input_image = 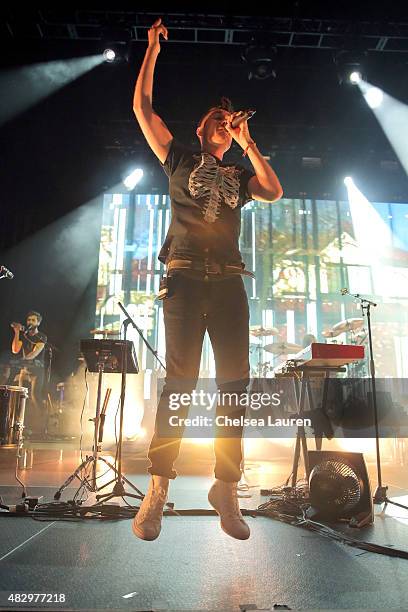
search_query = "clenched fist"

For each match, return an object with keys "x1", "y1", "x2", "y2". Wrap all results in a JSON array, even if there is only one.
[
  {"x1": 11, "y1": 322, "x2": 23, "y2": 332},
  {"x1": 148, "y1": 18, "x2": 168, "y2": 51}
]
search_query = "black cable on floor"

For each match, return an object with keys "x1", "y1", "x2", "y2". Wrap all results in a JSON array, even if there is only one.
[{"x1": 3, "y1": 490, "x2": 408, "y2": 561}]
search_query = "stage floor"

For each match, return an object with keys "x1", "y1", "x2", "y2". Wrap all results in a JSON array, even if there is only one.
[{"x1": 1, "y1": 441, "x2": 408, "y2": 611}]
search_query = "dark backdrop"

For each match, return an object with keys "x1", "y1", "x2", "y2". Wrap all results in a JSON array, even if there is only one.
[{"x1": 1, "y1": 5, "x2": 408, "y2": 377}]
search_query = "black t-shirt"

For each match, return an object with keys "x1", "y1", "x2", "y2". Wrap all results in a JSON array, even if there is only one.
[
  {"x1": 159, "y1": 139, "x2": 255, "y2": 266},
  {"x1": 16, "y1": 331, "x2": 47, "y2": 366}
]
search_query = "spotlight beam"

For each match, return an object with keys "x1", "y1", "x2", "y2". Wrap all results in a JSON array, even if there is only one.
[
  {"x1": 359, "y1": 80, "x2": 408, "y2": 176},
  {"x1": 123, "y1": 169, "x2": 144, "y2": 190},
  {"x1": 344, "y1": 178, "x2": 393, "y2": 262},
  {"x1": 0, "y1": 55, "x2": 104, "y2": 126}
]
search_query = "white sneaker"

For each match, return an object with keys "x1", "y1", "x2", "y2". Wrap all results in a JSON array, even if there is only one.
[
  {"x1": 208, "y1": 479, "x2": 250, "y2": 540},
  {"x1": 132, "y1": 475, "x2": 169, "y2": 541}
]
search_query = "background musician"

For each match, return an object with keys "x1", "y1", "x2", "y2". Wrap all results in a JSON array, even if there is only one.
[
  {"x1": 9, "y1": 311, "x2": 47, "y2": 436},
  {"x1": 302, "y1": 333, "x2": 317, "y2": 348}
]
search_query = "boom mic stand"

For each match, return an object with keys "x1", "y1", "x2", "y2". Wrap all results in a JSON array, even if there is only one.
[
  {"x1": 118, "y1": 302, "x2": 166, "y2": 371},
  {"x1": 95, "y1": 302, "x2": 166, "y2": 505},
  {"x1": 341, "y1": 288, "x2": 408, "y2": 512}
]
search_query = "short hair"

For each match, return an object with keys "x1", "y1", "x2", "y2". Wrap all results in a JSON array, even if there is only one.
[
  {"x1": 197, "y1": 96, "x2": 234, "y2": 128},
  {"x1": 27, "y1": 310, "x2": 42, "y2": 325},
  {"x1": 302, "y1": 333, "x2": 317, "y2": 348}
]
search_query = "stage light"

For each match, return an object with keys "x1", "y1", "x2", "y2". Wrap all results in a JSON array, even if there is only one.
[
  {"x1": 101, "y1": 27, "x2": 132, "y2": 64},
  {"x1": 123, "y1": 168, "x2": 143, "y2": 190},
  {"x1": 103, "y1": 48, "x2": 116, "y2": 63},
  {"x1": 344, "y1": 176, "x2": 354, "y2": 187},
  {"x1": 364, "y1": 86, "x2": 383, "y2": 109},
  {"x1": 335, "y1": 50, "x2": 366, "y2": 86},
  {"x1": 242, "y1": 43, "x2": 277, "y2": 81},
  {"x1": 349, "y1": 70, "x2": 362, "y2": 84}
]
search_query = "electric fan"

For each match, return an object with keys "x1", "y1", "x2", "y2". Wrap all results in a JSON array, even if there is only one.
[{"x1": 308, "y1": 450, "x2": 373, "y2": 526}]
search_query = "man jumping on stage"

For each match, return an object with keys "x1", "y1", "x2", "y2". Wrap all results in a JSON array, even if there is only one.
[{"x1": 132, "y1": 18, "x2": 282, "y2": 541}]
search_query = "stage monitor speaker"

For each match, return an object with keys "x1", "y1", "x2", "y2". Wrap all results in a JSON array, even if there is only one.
[{"x1": 307, "y1": 450, "x2": 374, "y2": 527}]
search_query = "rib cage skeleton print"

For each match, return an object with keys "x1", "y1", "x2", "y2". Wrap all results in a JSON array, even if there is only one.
[
  {"x1": 188, "y1": 152, "x2": 242, "y2": 223},
  {"x1": 158, "y1": 139, "x2": 255, "y2": 264}
]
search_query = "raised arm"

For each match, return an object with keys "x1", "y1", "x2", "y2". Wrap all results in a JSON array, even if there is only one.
[
  {"x1": 133, "y1": 18, "x2": 173, "y2": 164},
  {"x1": 11, "y1": 323, "x2": 23, "y2": 354},
  {"x1": 224, "y1": 113, "x2": 283, "y2": 203}
]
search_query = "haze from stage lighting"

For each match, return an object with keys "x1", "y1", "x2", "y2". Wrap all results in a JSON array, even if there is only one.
[
  {"x1": 358, "y1": 80, "x2": 408, "y2": 176},
  {"x1": 364, "y1": 87, "x2": 384, "y2": 109},
  {"x1": 0, "y1": 55, "x2": 104, "y2": 126},
  {"x1": 344, "y1": 178, "x2": 393, "y2": 261}
]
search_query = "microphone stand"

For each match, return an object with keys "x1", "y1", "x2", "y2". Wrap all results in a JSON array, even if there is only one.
[
  {"x1": 342, "y1": 289, "x2": 408, "y2": 512},
  {"x1": 44, "y1": 342, "x2": 55, "y2": 438},
  {"x1": 118, "y1": 302, "x2": 166, "y2": 371},
  {"x1": 95, "y1": 302, "x2": 167, "y2": 506}
]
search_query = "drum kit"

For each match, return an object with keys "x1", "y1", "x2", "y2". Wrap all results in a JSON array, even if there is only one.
[
  {"x1": 250, "y1": 325, "x2": 302, "y2": 377},
  {"x1": 322, "y1": 318, "x2": 365, "y2": 340},
  {"x1": 264, "y1": 342, "x2": 302, "y2": 355},
  {"x1": 0, "y1": 320, "x2": 368, "y2": 441},
  {"x1": 322, "y1": 318, "x2": 367, "y2": 376},
  {"x1": 89, "y1": 328, "x2": 121, "y2": 339},
  {"x1": 0, "y1": 327, "x2": 118, "y2": 447},
  {"x1": 250, "y1": 317, "x2": 367, "y2": 378}
]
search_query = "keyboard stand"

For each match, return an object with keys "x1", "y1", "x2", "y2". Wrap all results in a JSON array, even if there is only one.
[{"x1": 289, "y1": 364, "x2": 346, "y2": 488}]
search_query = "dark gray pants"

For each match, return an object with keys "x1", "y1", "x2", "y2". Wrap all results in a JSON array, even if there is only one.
[{"x1": 148, "y1": 272, "x2": 250, "y2": 482}]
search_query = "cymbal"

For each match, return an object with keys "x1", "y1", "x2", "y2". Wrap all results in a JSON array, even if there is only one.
[
  {"x1": 353, "y1": 329, "x2": 367, "y2": 345},
  {"x1": 89, "y1": 329, "x2": 120, "y2": 336},
  {"x1": 322, "y1": 329, "x2": 341, "y2": 338},
  {"x1": 250, "y1": 325, "x2": 279, "y2": 337},
  {"x1": 263, "y1": 342, "x2": 301, "y2": 355},
  {"x1": 332, "y1": 318, "x2": 364, "y2": 334}
]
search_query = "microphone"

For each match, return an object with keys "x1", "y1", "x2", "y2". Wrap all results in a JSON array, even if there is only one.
[
  {"x1": 10, "y1": 323, "x2": 25, "y2": 332},
  {"x1": 0, "y1": 266, "x2": 14, "y2": 279},
  {"x1": 230, "y1": 109, "x2": 256, "y2": 129}
]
